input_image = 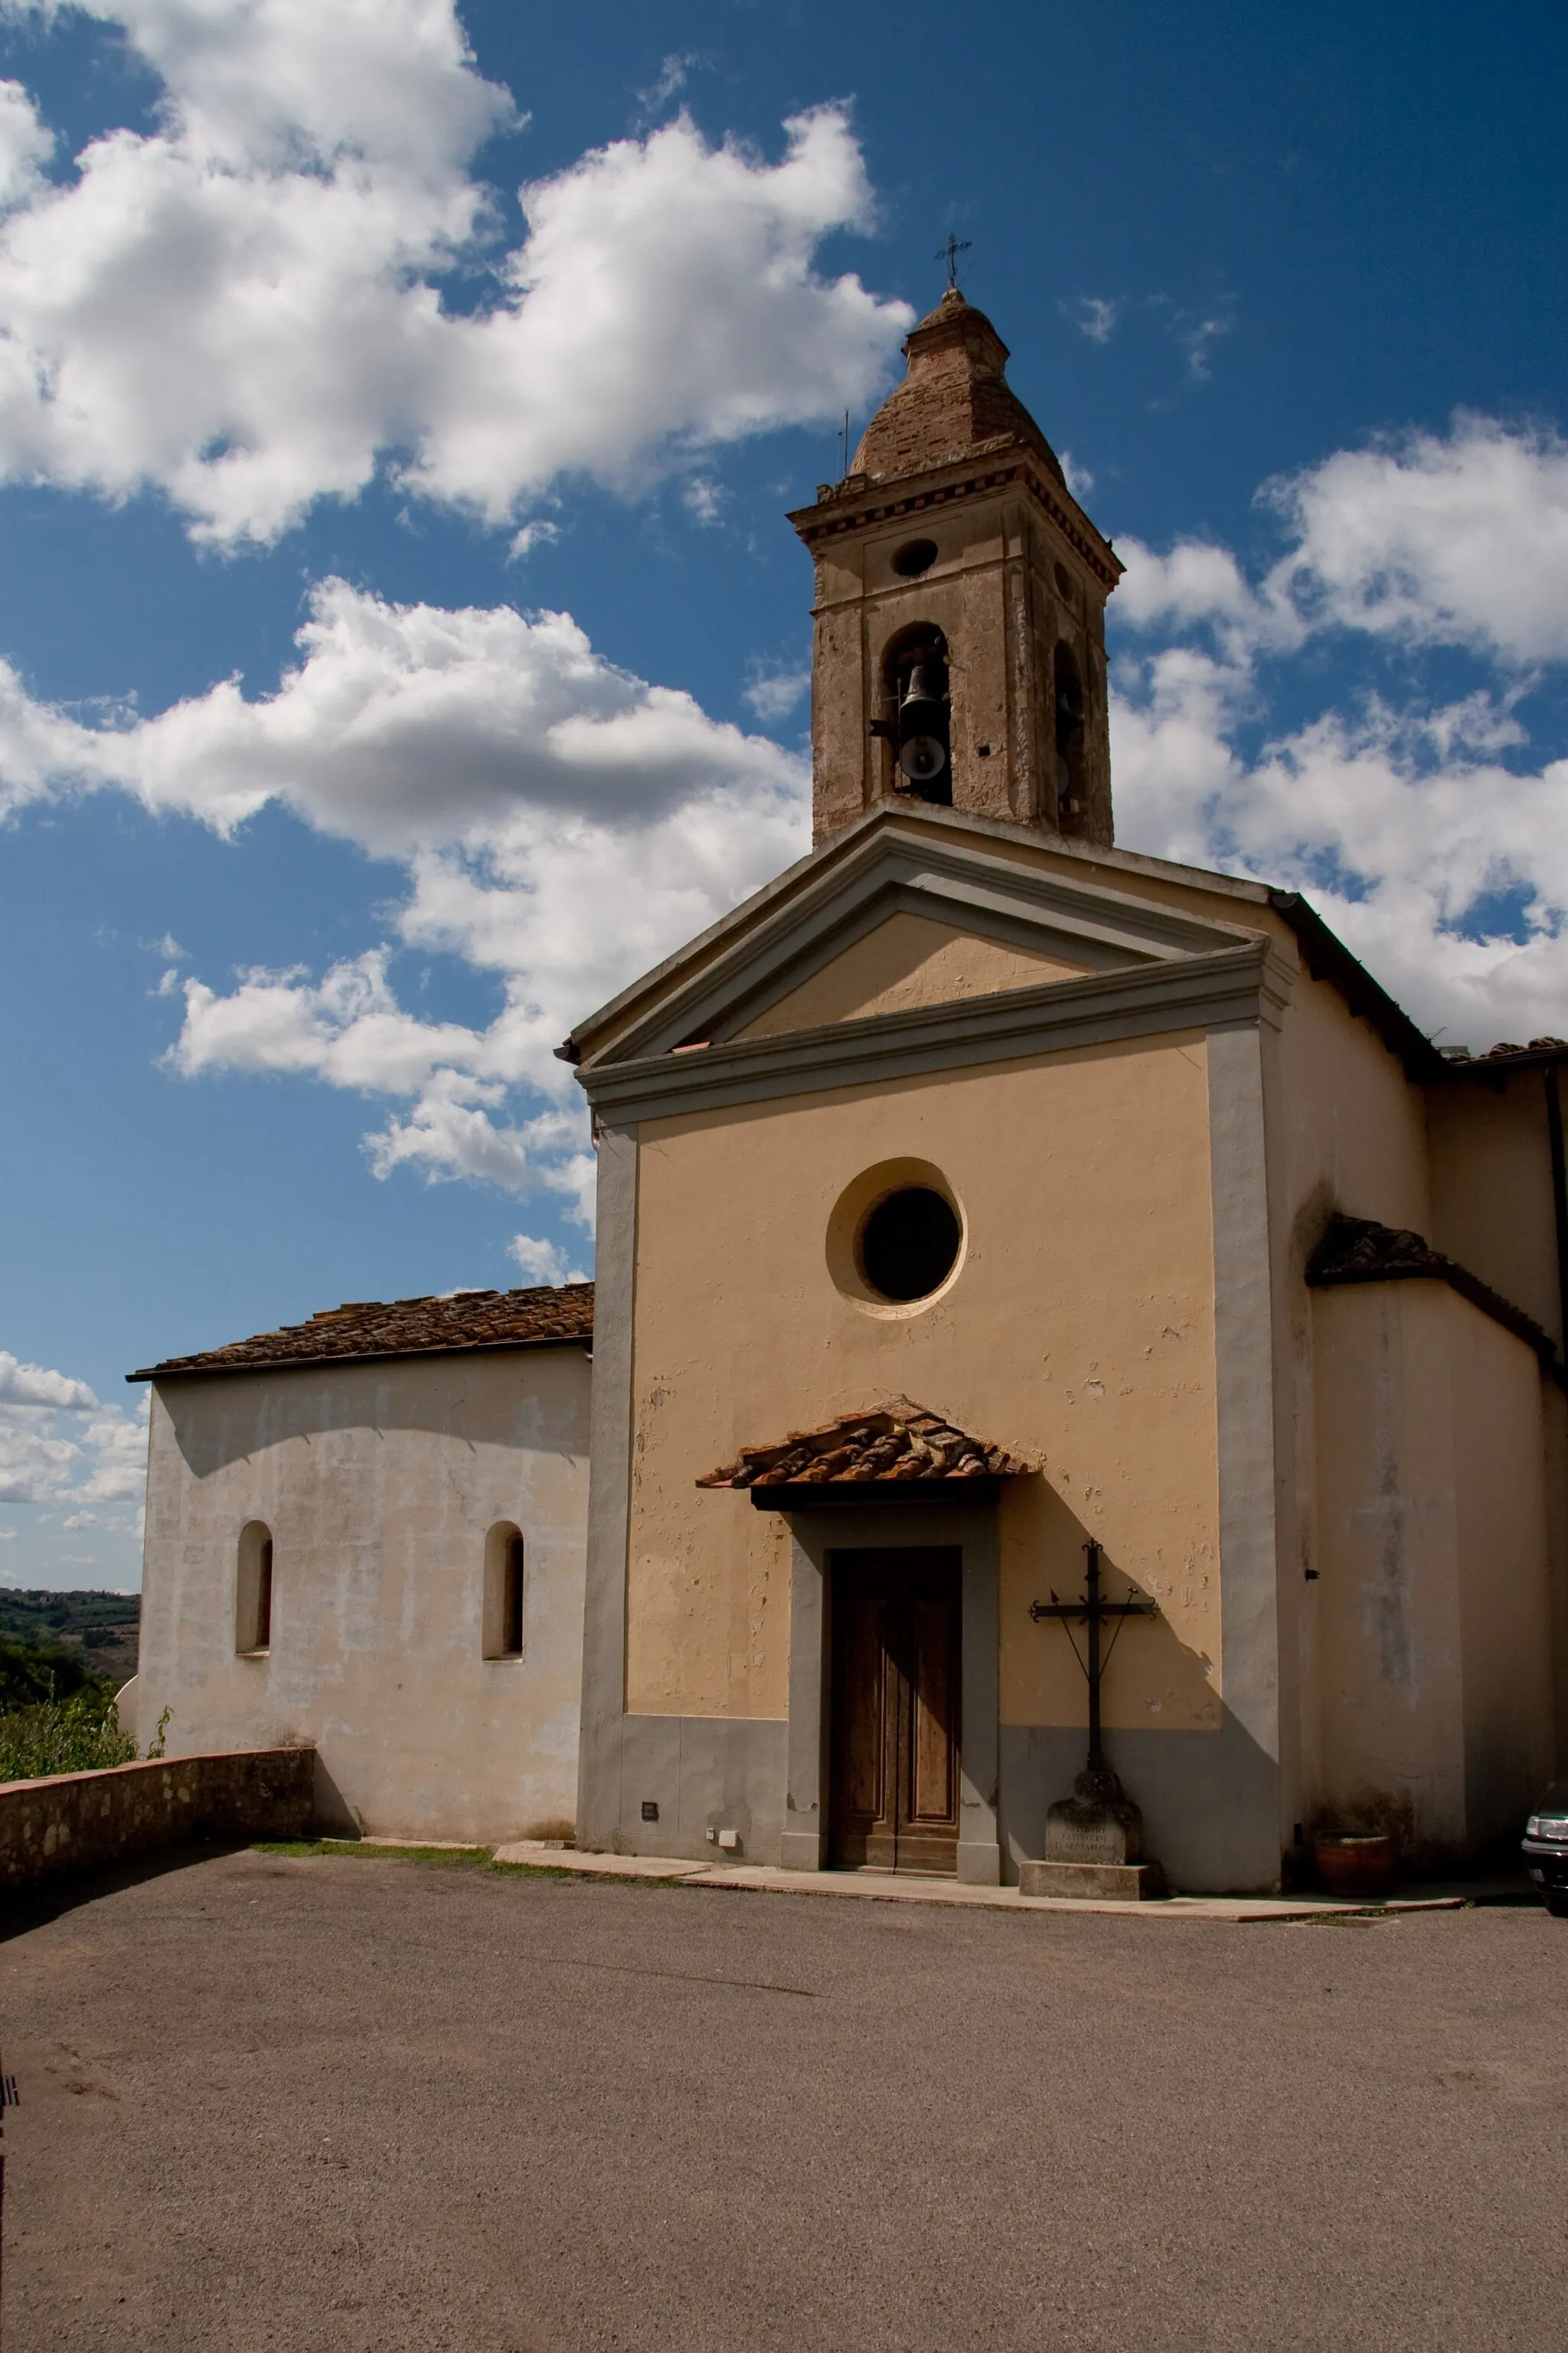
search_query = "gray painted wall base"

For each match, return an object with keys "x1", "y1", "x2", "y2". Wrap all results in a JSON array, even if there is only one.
[
  {"x1": 1000, "y1": 1719, "x2": 1282, "y2": 1894},
  {"x1": 957, "y1": 1840, "x2": 1002, "y2": 1886},
  {"x1": 613, "y1": 1714, "x2": 789, "y2": 1865}
]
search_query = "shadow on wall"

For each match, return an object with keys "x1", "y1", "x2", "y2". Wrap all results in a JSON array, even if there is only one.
[
  {"x1": 314, "y1": 1753, "x2": 360, "y2": 1839},
  {"x1": 1001, "y1": 1711, "x2": 1290, "y2": 1893},
  {"x1": 1001, "y1": 1472, "x2": 1223, "y2": 1740},
  {"x1": 998, "y1": 1475, "x2": 1285, "y2": 1890},
  {"x1": 158, "y1": 1352, "x2": 591, "y2": 1481}
]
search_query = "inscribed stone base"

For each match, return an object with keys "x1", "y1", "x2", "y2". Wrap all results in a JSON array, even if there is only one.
[
  {"x1": 1044, "y1": 1768, "x2": 1145, "y2": 1866},
  {"x1": 1018, "y1": 1858, "x2": 1166, "y2": 1901}
]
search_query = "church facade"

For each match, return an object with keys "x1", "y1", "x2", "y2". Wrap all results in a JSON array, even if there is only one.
[{"x1": 132, "y1": 293, "x2": 1568, "y2": 1892}]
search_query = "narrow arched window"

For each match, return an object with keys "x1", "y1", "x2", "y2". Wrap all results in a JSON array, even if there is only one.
[
  {"x1": 237, "y1": 1521, "x2": 273, "y2": 1655},
  {"x1": 1054, "y1": 641, "x2": 1086, "y2": 825},
  {"x1": 484, "y1": 1522, "x2": 526, "y2": 1659},
  {"x1": 877, "y1": 624, "x2": 952, "y2": 806}
]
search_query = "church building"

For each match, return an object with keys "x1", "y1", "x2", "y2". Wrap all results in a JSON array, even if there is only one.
[{"x1": 131, "y1": 290, "x2": 1568, "y2": 1893}]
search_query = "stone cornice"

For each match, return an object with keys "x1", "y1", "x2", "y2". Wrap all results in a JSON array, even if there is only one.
[
  {"x1": 578, "y1": 941, "x2": 1289, "y2": 1126},
  {"x1": 786, "y1": 442, "x2": 1122, "y2": 590}
]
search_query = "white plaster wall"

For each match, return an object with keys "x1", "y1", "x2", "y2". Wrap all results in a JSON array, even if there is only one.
[{"x1": 136, "y1": 1347, "x2": 592, "y2": 1843}]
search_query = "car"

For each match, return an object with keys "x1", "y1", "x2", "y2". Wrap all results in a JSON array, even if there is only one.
[{"x1": 1521, "y1": 1785, "x2": 1568, "y2": 1916}]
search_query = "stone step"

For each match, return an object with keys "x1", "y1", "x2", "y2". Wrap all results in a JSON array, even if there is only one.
[{"x1": 1018, "y1": 1858, "x2": 1165, "y2": 1901}]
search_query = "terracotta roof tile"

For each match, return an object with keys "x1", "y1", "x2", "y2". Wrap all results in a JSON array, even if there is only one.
[
  {"x1": 1440, "y1": 1035, "x2": 1568, "y2": 1070},
  {"x1": 697, "y1": 1397, "x2": 1032, "y2": 1489},
  {"x1": 1305, "y1": 1215, "x2": 1562, "y2": 1381},
  {"x1": 129, "y1": 1283, "x2": 593, "y2": 1381}
]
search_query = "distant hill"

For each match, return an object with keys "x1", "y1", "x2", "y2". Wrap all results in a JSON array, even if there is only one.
[{"x1": 0, "y1": 1589, "x2": 140, "y2": 1687}]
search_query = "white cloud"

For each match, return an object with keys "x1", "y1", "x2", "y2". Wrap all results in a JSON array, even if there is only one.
[
  {"x1": 161, "y1": 724, "x2": 808, "y2": 1201},
  {"x1": 0, "y1": 74, "x2": 51, "y2": 207},
  {"x1": 1070, "y1": 296, "x2": 1120, "y2": 345},
  {"x1": 507, "y1": 1233, "x2": 586, "y2": 1285},
  {"x1": 681, "y1": 475, "x2": 725, "y2": 525},
  {"x1": 1178, "y1": 307, "x2": 1233, "y2": 382},
  {"x1": 1113, "y1": 537, "x2": 1277, "y2": 655},
  {"x1": 0, "y1": 576, "x2": 805, "y2": 848},
  {"x1": 1058, "y1": 450, "x2": 1094, "y2": 499},
  {"x1": 0, "y1": 1352, "x2": 146, "y2": 1507},
  {"x1": 0, "y1": 8, "x2": 910, "y2": 542},
  {"x1": 0, "y1": 1349, "x2": 96, "y2": 1410},
  {"x1": 1119, "y1": 670, "x2": 1568, "y2": 1050},
  {"x1": 635, "y1": 51, "x2": 707, "y2": 124},
  {"x1": 1263, "y1": 414, "x2": 1568, "y2": 665},
  {"x1": 403, "y1": 105, "x2": 910, "y2": 529},
  {"x1": 1115, "y1": 416, "x2": 1568, "y2": 670},
  {"x1": 507, "y1": 518, "x2": 560, "y2": 561},
  {"x1": 1110, "y1": 417, "x2": 1568, "y2": 1051},
  {"x1": 744, "y1": 665, "x2": 810, "y2": 721},
  {"x1": 0, "y1": 575, "x2": 808, "y2": 1194}
]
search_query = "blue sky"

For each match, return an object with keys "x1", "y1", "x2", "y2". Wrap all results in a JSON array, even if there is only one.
[{"x1": 2, "y1": 0, "x2": 1566, "y2": 1589}]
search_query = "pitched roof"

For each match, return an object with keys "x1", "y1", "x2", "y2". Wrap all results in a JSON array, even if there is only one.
[
  {"x1": 697, "y1": 1398, "x2": 1033, "y2": 1489},
  {"x1": 129, "y1": 1283, "x2": 594, "y2": 1382},
  {"x1": 850, "y1": 291, "x2": 1067, "y2": 488},
  {"x1": 1305, "y1": 1214, "x2": 1562, "y2": 1383},
  {"x1": 1439, "y1": 1035, "x2": 1568, "y2": 1074}
]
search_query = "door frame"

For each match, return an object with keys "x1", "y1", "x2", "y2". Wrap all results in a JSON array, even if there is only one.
[
  {"x1": 778, "y1": 1498, "x2": 1000, "y2": 1884},
  {"x1": 827, "y1": 1544, "x2": 965, "y2": 1874}
]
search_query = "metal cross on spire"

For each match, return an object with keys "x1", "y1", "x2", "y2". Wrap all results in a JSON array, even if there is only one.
[{"x1": 934, "y1": 233, "x2": 972, "y2": 292}]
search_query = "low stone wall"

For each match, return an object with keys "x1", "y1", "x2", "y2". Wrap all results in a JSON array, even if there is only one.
[{"x1": 0, "y1": 1747, "x2": 316, "y2": 1891}]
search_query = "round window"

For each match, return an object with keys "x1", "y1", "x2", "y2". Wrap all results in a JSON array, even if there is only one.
[
  {"x1": 858, "y1": 1186, "x2": 962, "y2": 1302},
  {"x1": 891, "y1": 537, "x2": 939, "y2": 578}
]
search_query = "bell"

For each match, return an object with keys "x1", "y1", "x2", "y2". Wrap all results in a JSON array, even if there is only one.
[
  {"x1": 899, "y1": 734, "x2": 948, "y2": 784},
  {"x1": 897, "y1": 656, "x2": 949, "y2": 784},
  {"x1": 899, "y1": 659, "x2": 946, "y2": 731}
]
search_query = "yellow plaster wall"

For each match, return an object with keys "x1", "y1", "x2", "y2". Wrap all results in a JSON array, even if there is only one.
[
  {"x1": 1269, "y1": 966, "x2": 1436, "y2": 1822},
  {"x1": 1425, "y1": 1069, "x2": 1567, "y2": 1783},
  {"x1": 1312, "y1": 1282, "x2": 1466, "y2": 1848},
  {"x1": 1310, "y1": 1281, "x2": 1552, "y2": 1854},
  {"x1": 735, "y1": 912, "x2": 1088, "y2": 1041},
  {"x1": 1452, "y1": 1304, "x2": 1554, "y2": 1840},
  {"x1": 626, "y1": 1034, "x2": 1222, "y2": 1730},
  {"x1": 1429, "y1": 1074, "x2": 1562, "y2": 1347},
  {"x1": 1276, "y1": 974, "x2": 1432, "y2": 1237}
]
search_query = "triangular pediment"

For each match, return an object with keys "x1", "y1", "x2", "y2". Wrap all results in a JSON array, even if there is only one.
[
  {"x1": 570, "y1": 811, "x2": 1266, "y2": 1071},
  {"x1": 734, "y1": 910, "x2": 1090, "y2": 1040}
]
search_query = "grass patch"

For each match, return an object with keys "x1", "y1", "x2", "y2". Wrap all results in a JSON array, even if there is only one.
[
  {"x1": 253, "y1": 1838, "x2": 580, "y2": 1880},
  {"x1": 252, "y1": 1838, "x2": 695, "y2": 1886},
  {"x1": 255, "y1": 1838, "x2": 491, "y2": 1867}
]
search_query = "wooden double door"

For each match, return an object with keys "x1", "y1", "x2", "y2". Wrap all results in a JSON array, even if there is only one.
[{"x1": 828, "y1": 1547, "x2": 962, "y2": 1875}]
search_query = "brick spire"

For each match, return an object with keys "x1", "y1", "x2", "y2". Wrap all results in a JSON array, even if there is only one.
[{"x1": 850, "y1": 289, "x2": 1066, "y2": 487}]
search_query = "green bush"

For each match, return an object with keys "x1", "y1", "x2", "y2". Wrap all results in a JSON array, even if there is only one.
[
  {"x1": 0, "y1": 1629, "x2": 109, "y2": 1711},
  {"x1": 0, "y1": 1689, "x2": 138, "y2": 1783}
]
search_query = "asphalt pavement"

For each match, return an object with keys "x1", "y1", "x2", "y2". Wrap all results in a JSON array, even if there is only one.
[{"x1": 2, "y1": 1845, "x2": 1565, "y2": 2351}]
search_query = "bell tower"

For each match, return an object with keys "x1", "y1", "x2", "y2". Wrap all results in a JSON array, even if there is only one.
[{"x1": 788, "y1": 291, "x2": 1122, "y2": 849}]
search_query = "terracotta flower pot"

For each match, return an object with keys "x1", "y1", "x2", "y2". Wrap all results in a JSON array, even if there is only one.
[{"x1": 1313, "y1": 1832, "x2": 1397, "y2": 1898}]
